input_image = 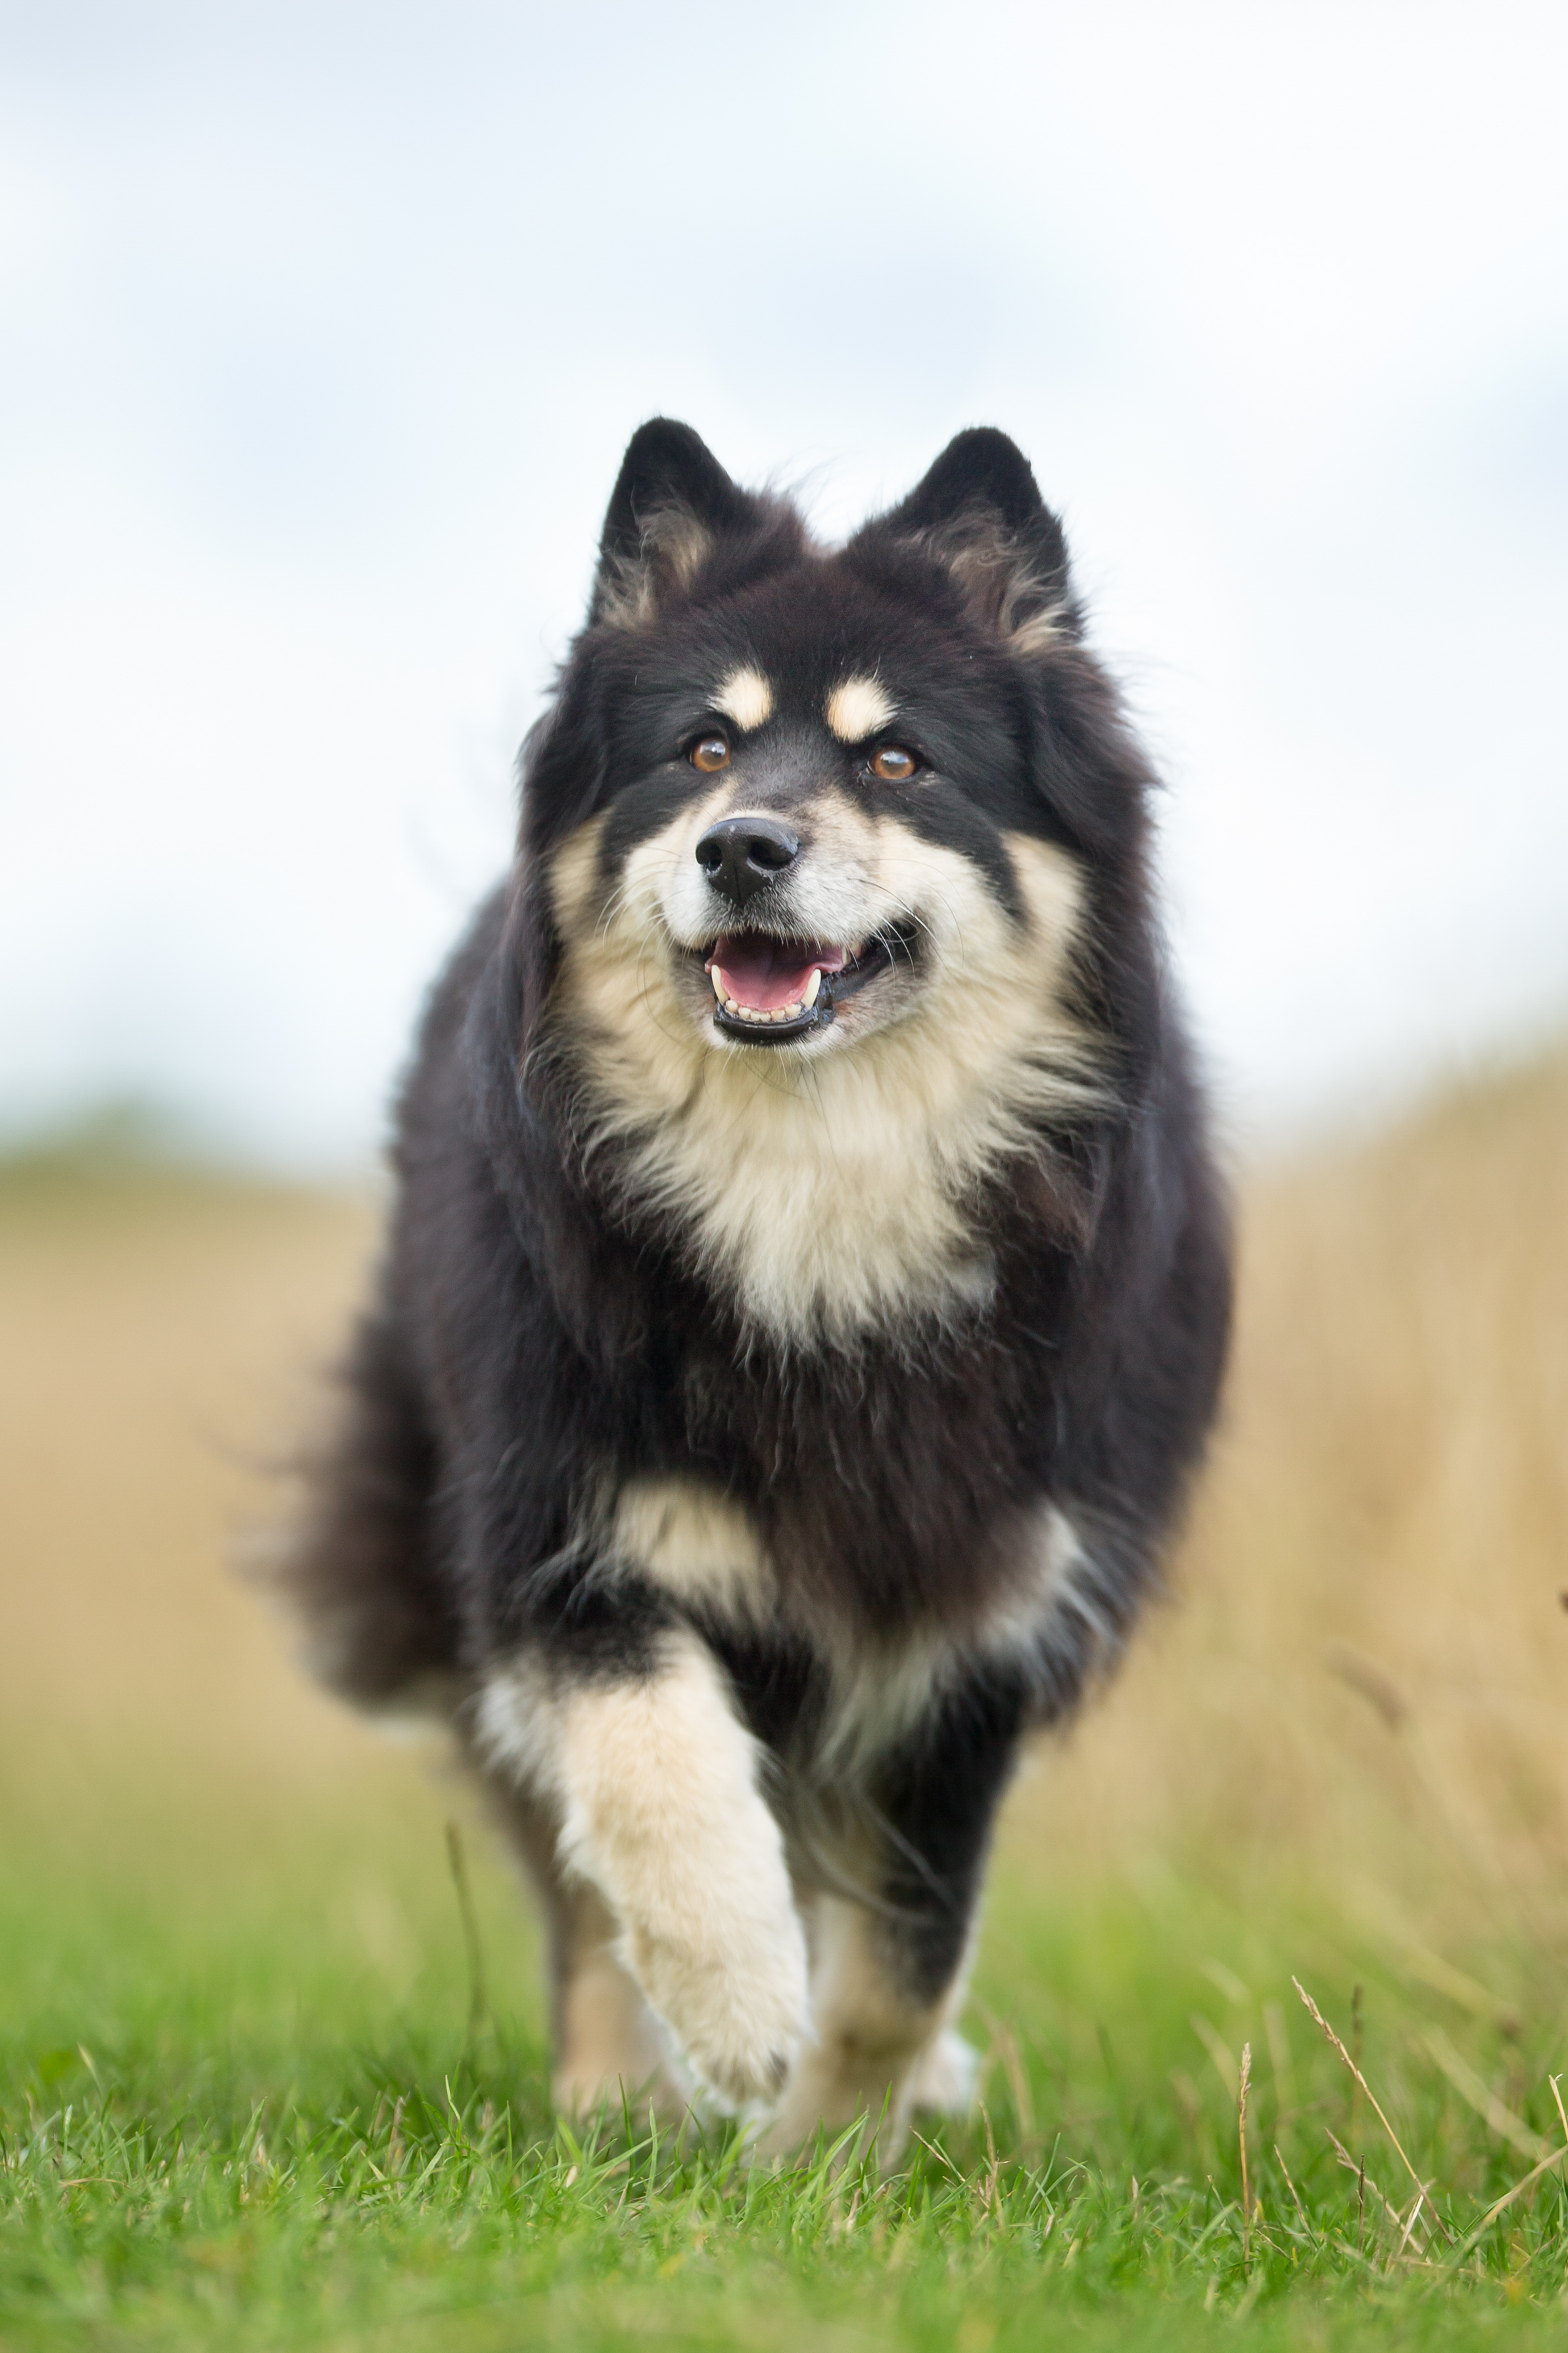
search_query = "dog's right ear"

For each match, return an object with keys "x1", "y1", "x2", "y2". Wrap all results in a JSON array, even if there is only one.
[{"x1": 590, "y1": 419, "x2": 751, "y2": 629}]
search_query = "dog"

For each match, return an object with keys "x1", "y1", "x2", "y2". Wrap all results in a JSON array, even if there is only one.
[{"x1": 280, "y1": 419, "x2": 1232, "y2": 2159}]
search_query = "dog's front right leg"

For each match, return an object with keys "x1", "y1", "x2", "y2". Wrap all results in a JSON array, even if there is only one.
[{"x1": 479, "y1": 1627, "x2": 809, "y2": 2109}]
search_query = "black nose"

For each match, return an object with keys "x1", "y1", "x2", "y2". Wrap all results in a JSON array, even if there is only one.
[{"x1": 694, "y1": 815, "x2": 801, "y2": 907}]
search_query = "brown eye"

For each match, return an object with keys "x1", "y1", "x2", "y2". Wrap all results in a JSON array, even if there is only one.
[
  {"x1": 870, "y1": 744, "x2": 916, "y2": 782},
  {"x1": 690, "y1": 733, "x2": 731, "y2": 773}
]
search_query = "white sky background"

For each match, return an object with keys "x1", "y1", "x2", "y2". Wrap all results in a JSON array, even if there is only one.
[{"x1": 1, "y1": 0, "x2": 1565, "y2": 1170}]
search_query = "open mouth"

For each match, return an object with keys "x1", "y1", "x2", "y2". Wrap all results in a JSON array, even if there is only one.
[{"x1": 701, "y1": 934, "x2": 897, "y2": 1043}]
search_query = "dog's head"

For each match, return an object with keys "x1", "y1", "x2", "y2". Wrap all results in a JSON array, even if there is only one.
[{"x1": 518, "y1": 422, "x2": 1159, "y2": 1339}]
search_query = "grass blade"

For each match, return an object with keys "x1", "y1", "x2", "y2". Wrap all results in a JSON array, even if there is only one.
[{"x1": 1293, "y1": 1977, "x2": 1452, "y2": 2242}]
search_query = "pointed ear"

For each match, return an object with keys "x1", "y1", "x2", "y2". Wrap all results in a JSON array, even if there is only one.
[
  {"x1": 590, "y1": 418, "x2": 752, "y2": 629},
  {"x1": 871, "y1": 427, "x2": 1074, "y2": 656}
]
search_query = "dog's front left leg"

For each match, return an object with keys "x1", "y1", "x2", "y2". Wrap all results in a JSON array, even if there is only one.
[
  {"x1": 763, "y1": 1670, "x2": 1026, "y2": 2164},
  {"x1": 481, "y1": 1628, "x2": 809, "y2": 2110},
  {"x1": 762, "y1": 1890, "x2": 977, "y2": 2163}
]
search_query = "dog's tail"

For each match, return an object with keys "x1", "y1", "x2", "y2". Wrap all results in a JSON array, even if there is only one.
[{"x1": 256, "y1": 1306, "x2": 463, "y2": 1713}]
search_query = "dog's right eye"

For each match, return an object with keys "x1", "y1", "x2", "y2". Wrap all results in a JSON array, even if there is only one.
[{"x1": 689, "y1": 733, "x2": 732, "y2": 773}]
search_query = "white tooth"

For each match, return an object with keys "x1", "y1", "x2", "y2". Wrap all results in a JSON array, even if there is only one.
[
  {"x1": 709, "y1": 968, "x2": 725, "y2": 1000},
  {"x1": 781, "y1": 1002, "x2": 800, "y2": 1019},
  {"x1": 802, "y1": 967, "x2": 822, "y2": 1007}
]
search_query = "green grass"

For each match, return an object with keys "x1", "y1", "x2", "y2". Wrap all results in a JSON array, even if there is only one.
[{"x1": 4, "y1": 1774, "x2": 1568, "y2": 2350}]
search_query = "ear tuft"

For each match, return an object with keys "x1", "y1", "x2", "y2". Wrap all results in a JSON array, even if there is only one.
[
  {"x1": 870, "y1": 428, "x2": 1075, "y2": 658},
  {"x1": 591, "y1": 419, "x2": 751, "y2": 629}
]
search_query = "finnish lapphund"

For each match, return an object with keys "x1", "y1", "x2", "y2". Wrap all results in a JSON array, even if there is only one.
[{"x1": 281, "y1": 420, "x2": 1232, "y2": 2160}]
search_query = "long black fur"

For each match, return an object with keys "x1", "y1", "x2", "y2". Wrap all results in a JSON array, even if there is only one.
[{"x1": 283, "y1": 418, "x2": 1232, "y2": 2045}]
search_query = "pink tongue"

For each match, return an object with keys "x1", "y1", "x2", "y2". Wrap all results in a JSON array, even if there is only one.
[{"x1": 711, "y1": 937, "x2": 842, "y2": 1011}]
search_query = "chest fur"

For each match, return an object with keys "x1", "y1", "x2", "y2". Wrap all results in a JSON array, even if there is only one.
[{"x1": 548, "y1": 814, "x2": 1101, "y2": 1345}]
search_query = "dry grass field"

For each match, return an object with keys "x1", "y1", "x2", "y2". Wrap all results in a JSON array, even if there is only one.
[
  {"x1": 1036, "y1": 1046, "x2": 1568, "y2": 1923},
  {"x1": 5, "y1": 1054, "x2": 1566, "y2": 1914},
  {"x1": 3, "y1": 1051, "x2": 1568, "y2": 2346},
  {"x1": 0, "y1": 1155, "x2": 382, "y2": 1818}
]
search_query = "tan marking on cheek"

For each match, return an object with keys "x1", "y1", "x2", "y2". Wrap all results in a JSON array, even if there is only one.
[
  {"x1": 824, "y1": 675, "x2": 895, "y2": 742},
  {"x1": 1004, "y1": 831, "x2": 1087, "y2": 962},
  {"x1": 549, "y1": 813, "x2": 610, "y2": 935},
  {"x1": 778, "y1": 788, "x2": 880, "y2": 919},
  {"x1": 713, "y1": 666, "x2": 774, "y2": 732},
  {"x1": 618, "y1": 775, "x2": 743, "y2": 949}
]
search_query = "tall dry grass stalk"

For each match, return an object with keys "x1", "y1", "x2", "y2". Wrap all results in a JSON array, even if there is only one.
[
  {"x1": 1293, "y1": 1976, "x2": 1448, "y2": 2237},
  {"x1": 1237, "y1": 2040, "x2": 1252, "y2": 2274}
]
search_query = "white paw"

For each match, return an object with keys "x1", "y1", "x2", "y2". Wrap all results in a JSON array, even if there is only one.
[
  {"x1": 909, "y1": 2027, "x2": 980, "y2": 2117},
  {"x1": 625, "y1": 1898, "x2": 811, "y2": 2109},
  {"x1": 543, "y1": 1633, "x2": 812, "y2": 2110}
]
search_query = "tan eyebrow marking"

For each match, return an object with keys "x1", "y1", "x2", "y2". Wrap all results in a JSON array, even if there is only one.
[
  {"x1": 713, "y1": 666, "x2": 774, "y2": 733},
  {"x1": 824, "y1": 675, "x2": 895, "y2": 742}
]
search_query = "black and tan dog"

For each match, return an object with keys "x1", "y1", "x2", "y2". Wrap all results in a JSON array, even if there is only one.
[{"x1": 282, "y1": 420, "x2": 1232, "y2": 2158}]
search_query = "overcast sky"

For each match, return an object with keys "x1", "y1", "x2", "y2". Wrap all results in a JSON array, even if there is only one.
[{"x1": 2, "y1": 1, "x2": 1565, "y2": 1168}]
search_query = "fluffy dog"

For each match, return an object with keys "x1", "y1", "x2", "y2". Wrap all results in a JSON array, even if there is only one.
[{"x1": 281, "y1": 419, "x2": 1232, "y2": 2158}]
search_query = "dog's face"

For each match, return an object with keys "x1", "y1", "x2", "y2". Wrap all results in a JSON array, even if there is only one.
[
  {"x1": 525, "y1": 423, "x2": 1149, "y2": 1339},
  {"x1": 563, "y1": 570, "x2": 1068, "y2": 1065}
]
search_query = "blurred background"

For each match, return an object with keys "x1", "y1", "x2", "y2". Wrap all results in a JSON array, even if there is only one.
[{"x1": 3, "y1": 0, "x2": 1567, "y2": 2024}]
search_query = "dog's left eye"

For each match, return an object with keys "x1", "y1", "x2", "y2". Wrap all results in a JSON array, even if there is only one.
[
  {"x1": 689, "y1": 733, "x2": 732, "y2": 773},
  {"x1": 869, "y1": 745, "x2": 917, "y2": 782}
]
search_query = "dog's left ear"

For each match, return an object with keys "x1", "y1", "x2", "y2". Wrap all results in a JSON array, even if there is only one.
[
  {"x1": 868, "y1": 428, "x2": 1074, "y2": 656},
  {"x1": 590, "y1": 418, "x2": 756, "y2": 629}
]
